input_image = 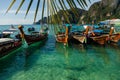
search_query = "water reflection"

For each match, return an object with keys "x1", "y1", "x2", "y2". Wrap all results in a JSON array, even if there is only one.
[
  {"x1": 56, "y1": 43, "x2": 88, "y2": 75},
  {"x1": 0, "y1": 47, "x2": 25, "y2": 80},
  {"x1": 55, "y1": 43, "x2": 70, "y2": 67},
  {"x1": 73, "y1": 44, "x2": 87, "y2": 54},
  {"x1": 0, "y1": 39, "x2": 47, "y2": 80},
  {"x1": 106, "y1": 44, "x2": 120, "y2": 64},
  {"x1": 23, "y1": 40, "x2": 48, "y2": 70},
  {"x1": 91, "y1": 45, "x2": 110, "y2": 64},
  {"x1": 74, "y1": 44, "x2": 111, "y2": 64}
]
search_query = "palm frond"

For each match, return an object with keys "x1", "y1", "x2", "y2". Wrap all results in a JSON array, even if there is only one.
[
  {"x1": 51, "y1": 0, "x2": 61, "y2": 23},
  {"x1": 6, "y1": 0, "x2": 91, "y2": 24},
  {"x1": 6, "y1": 0, "x2": 16, "y2": 14},
  {"x1": 76, "y1": 0, "x2": 85, "y2": 9},
  {"x1": 80, "y1": 0, "x2": 88, "y2": 8},
  {"x1": 25, "y1": 0, "x2": 33, "y2": 18},
  {"x1": 66, "y1": 0, "x2": 79, "y2": 18},
  {"x1": 34, "y1": 0, "x2": 40, "y2": 22},
  {"x1": 41, "y1": 0, "x2": 46, "y2": 22},
  {"x1": 15, "y1": 0, "x2": 25, "y2": 14},
  {"x1": 82, "y1": 0, "x2": 88, "y2": 7},
  {"x1": 47, "y1": 0, "x2": 50, "y2": 23}
]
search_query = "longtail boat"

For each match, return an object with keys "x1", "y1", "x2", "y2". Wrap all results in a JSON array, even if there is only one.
[
  {"x1": 70, "y1": 24, "x2": 120, "y2": 45},
  {"x1": 106, "y1": 27, "x2": 120, "y2": 43},
  {"x1": 90, "y1": 34, "x2": 108, "y2": 45},
  {"x1": 87, "y1": 26, "x2": 110, "y2": 45},
  {"x1": 18, "y1": 25, "x2": 48, "y2": 45},
  {"x1": 71, "y1": 26, "x2": 108, "y2": 45},
  {"x1": 0, "y1": 25, "x2": 18, "y2": 38},
  {"x1": 55, "y1": 26, "x2": 68, "y2": 45},
  {"x1": 109, "y1": 34, "x2": 120, "y2": 43},
  {"x1": 87, "y1": 26, "x2": 120, "y2": 45},
  {"x1": 70, "y1": 26, "x2": 89, "y2": 44},
  {"x1": 0, "y1": 38, "x2": 21, "y2": 58}
]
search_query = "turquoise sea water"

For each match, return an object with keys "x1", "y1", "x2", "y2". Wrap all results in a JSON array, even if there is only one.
[{"x1": 0, "y1": 25, "x2": 120, "y2": 80}]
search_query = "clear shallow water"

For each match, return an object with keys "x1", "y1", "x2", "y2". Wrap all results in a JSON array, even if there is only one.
[{"x1": 0, "y1": 25, "x2": 120, "y2": 80}]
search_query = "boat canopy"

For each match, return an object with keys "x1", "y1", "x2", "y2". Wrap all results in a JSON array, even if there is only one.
[
  {"x1": 100, "y1": 19, "x2": 120, "y2": 25},
  {"x1": 2, "y1": 29, "x2": 18, "y2": 34},
  {"x1": 0, "y1": 38, "x2": 14, "y2": 44}
]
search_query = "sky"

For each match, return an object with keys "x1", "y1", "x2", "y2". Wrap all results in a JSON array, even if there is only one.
[{"x1": 0, "y1": 0, "x2": 101, "y2": 25}]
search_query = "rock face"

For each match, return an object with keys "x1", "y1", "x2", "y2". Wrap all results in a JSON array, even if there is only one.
[
  {"x1": 34, "y1": 17, "x2": 47, "y2": 24},
  {"x1": 101, "y1": 0, "x2": 120, "y2": 9},
  {"x1": 80, "y1": 0, "x2": 120, "y2": 24}
]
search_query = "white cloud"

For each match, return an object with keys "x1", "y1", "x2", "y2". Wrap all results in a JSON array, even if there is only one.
[
  {"x1": 0, "y1": 9, "x2": 43, "y2": 25},
  {"x1": 0, "y1": 19, "x2": 33, "y2": 25},
  {"x1": 0, "y1": 10, "x2": 36, "y2": 14}
]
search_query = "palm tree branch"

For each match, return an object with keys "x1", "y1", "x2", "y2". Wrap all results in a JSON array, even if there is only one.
[
  {"x1": 25, "y1": 0, "x2": 33, "y2": 18},
  {"x1": 34, "y1": 0, "x2": 40, "y2": 22},
  {"x1": 6, "y1": 0, "x2": 16, "y2": 14},
  {"x1": 15, "y1": 0, "x2": 25, "y2": 14},
  {"x1": 41, "y1": 0, "x2": 46, "y2": 23}
]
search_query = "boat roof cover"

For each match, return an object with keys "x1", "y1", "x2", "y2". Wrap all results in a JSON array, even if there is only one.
[
  {"x1": 94, "y1": 30, "x2": 103, "y2": 33},
  {"x1": 2, "y1": 29, "x2": 18, "y2": 34},
  {"x1": 100, "y1": 19, "x2": 120, "y2": 25},
  {"x1": 0, "y1": 38, "x2": 14, "y2": 43}
]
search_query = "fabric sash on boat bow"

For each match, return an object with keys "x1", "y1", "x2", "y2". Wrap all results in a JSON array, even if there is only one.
[{"x1": 18, "y1": 25, "x2": 28, "y2": 48}]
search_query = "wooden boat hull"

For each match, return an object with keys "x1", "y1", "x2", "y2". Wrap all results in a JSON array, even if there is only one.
[
  {"x1": 90, "y1": 35, "x2": 108, "y2": 45},
  {"x1": 25, "y1": 33, "x2": 48, "y2": 45},
  {"x1": 71, "y1": 34, "x2": 109, "y2": 45},
  {"x1": 89, "y1": 33, "x2": 120, "y2": 45},
  {"x1": 108, "y1": 33, "x2": 120, "y2": 43},
  {"x1": 0, "y1": 38, "x2": 21, "y2": 58},
  {"x1": 70, "y1": 26, "x2": 120, "y2": 45},
  {"x1": 16, "y1": 33, "x2": 48, "y2": 45},
  {"x1": 72, "y1": 35, "x2": 86, "y2": 43},
  {"x1": 56, "y1": 26, "x2": 68, "y2": 44},
  {"x1": 18, "y1": 25, "x2": 48, "y2": 45},
  {"x1": 56, "y1": 34, "x2": 67, "y2": 43}
]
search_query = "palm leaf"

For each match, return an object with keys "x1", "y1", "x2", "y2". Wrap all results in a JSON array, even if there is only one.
[
  {"x1": 61, "y1": 0, "x2": 69, "y2": 15},
  {"x1": 80, "y1": 0, "x2": 88, "y2": 7},
  {"x1": 49, "y1": 1, "x2": 56, "y2": 24},
  {"x1": 76, "y1": 0, "x2": 85, "y2": 9},
  {"x1": 41, "y1": 0, "x2": 46, "y2": 22},
  {"x1": 6, "y1": 0, "x2": 16, "y2": 14},
  {"x1": 70, "y1": 0, "x2": 79, "y2": 16},
  {"x1": 51, "y1": 0, "x2": 62, "y2": 31},
  {"x1": 25, "y1": 0, "x2": 33, "y2": 18},
  {"x1": 58, "y1": 0, "x2": 70, "y2": 23},
  {"x1": 15, "y1": 0, "x2": 25, "y2": 14},
  {"x1": 66, "y1": 0, "x2": 79, "y2": 19},
  {"x1": 34, "y1": 0, "x2": 40, "y2": 22},
  {"x1": 49, "y1": 2, "x2": 59, "y2": 34},
  {"x1": 47, "y1": 0, "x2": 50, "y2": 23},
  {"x1": 51, "y1": 0, "x2": 61, "y2": 23},
  {"x1": 6, "y1": 0, "x2": 90, "y2": 24}
]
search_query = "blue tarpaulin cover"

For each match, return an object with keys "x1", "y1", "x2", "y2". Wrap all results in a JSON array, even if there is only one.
[{"x1": 93, "y1": 30, "x2": 103, "y2": 33}]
